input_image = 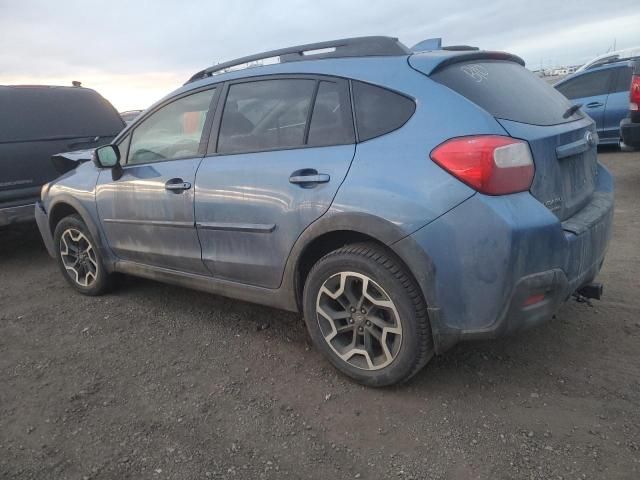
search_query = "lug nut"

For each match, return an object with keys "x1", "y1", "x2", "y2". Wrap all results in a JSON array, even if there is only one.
[
  {"x1": 361, "y1": 308, "x2": 366, "y2": 314},
  {"x1": 350, "y1": 307, "x2": 356, "y2": 313},
  {"x1": 349, "y1": 318, "x2": 354, "y2": 324},
  {"x1": 358, "y1": 326, "x2": 364, "y2": 332},
  {"x1": 365, "y1": 320, "x2": 371, "y2": 326}
]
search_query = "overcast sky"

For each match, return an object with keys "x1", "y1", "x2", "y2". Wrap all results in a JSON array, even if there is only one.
[{"x1": 1, "y1": 0, "x2": 638, "y2": 110}]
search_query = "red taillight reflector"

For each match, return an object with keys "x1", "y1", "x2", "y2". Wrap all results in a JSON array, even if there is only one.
[
  {"x1": 630, "y1": 75, "x2": 640, "y2": 106},
  {"x1": 430, "y1": 136, "x2": 534, "y2": 195},
  {"x1": 523, "y1": 293, "x2": 546, "y2": 307}
]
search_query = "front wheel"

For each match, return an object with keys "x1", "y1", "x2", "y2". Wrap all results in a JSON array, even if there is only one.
[
  {"x1": 303, "y1": 243, "x2": 433, "y2": 387},
  {"x1": 53, "y1": 214, "x2": 114, "y2": 296}
]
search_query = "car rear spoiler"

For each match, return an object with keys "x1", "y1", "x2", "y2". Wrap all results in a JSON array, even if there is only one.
[{"x1": 409, "y1": 50, "x2": 525, "y2": 76}]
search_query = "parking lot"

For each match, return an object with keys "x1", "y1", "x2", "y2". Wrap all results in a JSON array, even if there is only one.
[{"x1": 0, "y1": 149, "x2": 638, "y2": 479}]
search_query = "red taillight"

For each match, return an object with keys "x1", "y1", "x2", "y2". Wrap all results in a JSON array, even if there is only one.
[
  {"x1": 630, "y1": 75, "x2": 640, "y2": 111},
  {"x1": 430, "y1": 136, "x2": 535, "y2": 195}
]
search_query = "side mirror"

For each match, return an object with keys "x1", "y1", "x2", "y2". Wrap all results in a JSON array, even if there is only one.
[
  {"x1": 93, "y1": 144, "x2": 123, "y2": 180},
  {"x1": 93, "y1": 144, "x2": 120, "y2": 168}
]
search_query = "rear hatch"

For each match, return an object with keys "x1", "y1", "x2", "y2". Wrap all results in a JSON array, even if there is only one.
[
  {"x1": 0, "y1": 86, "x2": 124, "y2": 204},
  {"x1": 412, "y1": 54, "x2": 597, "y2": 221}
]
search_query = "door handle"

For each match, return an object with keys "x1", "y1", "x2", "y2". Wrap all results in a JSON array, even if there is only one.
[
  {"x1": 165, "y1": 179, "x2": 192, "y2": 192},
  {"x1": 289, "y1": 169, "x2": 330, "y2": 187},
  {"x1": 586, "y1": 102, "x2": 604, "y2": 108}
]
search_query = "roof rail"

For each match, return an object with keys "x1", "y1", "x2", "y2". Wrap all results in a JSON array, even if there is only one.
[
  {"x1": 585, "y1": 54, "x2": 640, "y2": 70},
  {"x1": 186, "y1": 36, "x2": 411, "y2": 84}
]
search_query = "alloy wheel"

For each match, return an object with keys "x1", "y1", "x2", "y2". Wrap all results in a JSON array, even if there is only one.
[
  {"x1": 315, "y1": 271, "x2": 402, "y2": 370},
  {"x1": 59, "y1": 228, "x2": 98, "y2": 287}
]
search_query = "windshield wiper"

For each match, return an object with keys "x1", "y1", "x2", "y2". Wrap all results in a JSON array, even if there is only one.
[{"x1": 563, "y1": 103, "x2": 582, "y2": 119}]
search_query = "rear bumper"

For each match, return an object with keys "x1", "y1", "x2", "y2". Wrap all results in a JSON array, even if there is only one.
[
  {"x1": 34, "y1": 201, "x2": 56, "y2": 257},
  {"x1": 621, "y1": 117, "x2": 640, "y2": 148},
  {"x1": 393, "y1": 163, "x2": 614, "y2": 353},
  {"x1": 0, "y1": 202, "x2": 36, "y2": 227}
]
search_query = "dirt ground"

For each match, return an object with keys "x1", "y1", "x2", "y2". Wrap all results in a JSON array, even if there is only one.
[{"x1": 1, "y1": 149, "x2": 639, "y2": 480}]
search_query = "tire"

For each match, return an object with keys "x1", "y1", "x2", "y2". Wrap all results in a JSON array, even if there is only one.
[
  {"x1": 302, "y1": 242, "x2": 434, "y2": 387},
  {"x1": 53, "y1": 214, "x2": 114, "y2": 296},
  {"x1": 619, "y1": 139, "x2": 636, "y2": 152}
]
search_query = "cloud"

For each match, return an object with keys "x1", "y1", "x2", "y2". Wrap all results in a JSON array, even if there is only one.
[{"x1": 1, "y1": 0, "x2": 638, "y2": 109}]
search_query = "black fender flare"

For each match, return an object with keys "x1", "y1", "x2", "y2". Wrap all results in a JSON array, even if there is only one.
[
  {"x1": 47, "y1": 195, "x2": 118, "y2": 270},
  {"x1": 280, "y1": 209, "x2": 435, "y2": 305},
  {"x1": 279, "y1": 209, "x2": 449, "y2": 351}
]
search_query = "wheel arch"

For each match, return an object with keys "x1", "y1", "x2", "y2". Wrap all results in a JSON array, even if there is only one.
[
  {"x1": 47, "y1": 195, "x2": 116, "y2": 269},
  {"x1": 285, "y1": 211, "x2": 430, "y2": 312},
  {"x1": 48, "y1": 201, "x2": 81, "y2": 234}
]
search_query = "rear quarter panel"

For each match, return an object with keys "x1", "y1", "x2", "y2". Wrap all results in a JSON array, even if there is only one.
[{"x1": 333, "y1": 65, "x2": 509, "y2": 238}]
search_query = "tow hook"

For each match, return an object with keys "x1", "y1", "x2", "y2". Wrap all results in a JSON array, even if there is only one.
[{"x1": 573, "y1": 282, "x2": 604, "y2": 307}]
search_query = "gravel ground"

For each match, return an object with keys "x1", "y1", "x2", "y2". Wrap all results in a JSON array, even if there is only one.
[{"x1": 1, "y1": 149, "x2": 639, "y2": 480}]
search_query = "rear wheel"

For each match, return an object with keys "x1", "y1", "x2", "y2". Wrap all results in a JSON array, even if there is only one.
[
  {"x1": 303, "y1": 243, "x2": 433, "y2": 387},
  {"x1": 53, "y1": 214, "x2": 113, "y2": 296}
]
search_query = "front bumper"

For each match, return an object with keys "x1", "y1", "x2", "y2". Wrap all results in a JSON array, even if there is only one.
[
  {"x1": 393, "y1": 163, "x2": 614, "y2": 353},
  {"x1": 621, "y1": 118, "x2": 640, "y2": 148},
  {"x1": 0, "y1": 202, "x2": 36, "y2": 227},
  {"x1": 34, "y1": 201, "x2": 57, "y2": 257}
]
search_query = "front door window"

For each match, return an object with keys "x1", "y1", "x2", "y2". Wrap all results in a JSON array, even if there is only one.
[{"x1": 128, "y1": 89, "x2": 216, "y2": 165}]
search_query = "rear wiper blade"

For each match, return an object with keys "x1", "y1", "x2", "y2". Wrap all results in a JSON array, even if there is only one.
[{"x1": 563, "y1": 103, "x2": 582, "y2": 119}]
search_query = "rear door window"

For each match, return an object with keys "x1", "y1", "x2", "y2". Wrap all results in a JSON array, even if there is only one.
[
  {"x1": 352, "y1": 81, "x2": 415, "y2": 141},
  {"x1": 432, "y1": 60, "x2": 583, "y2": 126},
  {"x1": 610, "y1": 67, "x2": 633, "y2": 93},
  {"x1": 555, "y1": 70, "x2": 613, "y2": 99},
  {"x1": 307, "y1": 80, "x2": 355, "y2": 147},
  {"x1": 0, "y1": 86, "x2": 125, "y2": 143},
  {"x1": 217, "y1": 79, "x2": 315, "y2": 154}
]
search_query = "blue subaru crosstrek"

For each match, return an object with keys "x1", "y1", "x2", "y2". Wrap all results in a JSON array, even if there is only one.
[{"x1": 35, "y1": 37, "x2": 614, "y2": 386}]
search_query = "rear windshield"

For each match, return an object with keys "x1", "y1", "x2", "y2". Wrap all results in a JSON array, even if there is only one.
[
  {"x1": 431, "y1": 60, "x2": 583, "y2": 126},
  {"x1": 0, "y1": 87, "x2": 125, "y2": 143}
]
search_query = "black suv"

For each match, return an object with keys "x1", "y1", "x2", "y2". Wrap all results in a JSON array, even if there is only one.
[{"x1": 0, "y1": 84, "x2": 124, "y2": 227}]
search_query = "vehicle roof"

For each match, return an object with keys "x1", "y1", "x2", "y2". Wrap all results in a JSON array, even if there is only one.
[
  {"x1": 586, "y1": 57, "x2": 640, "y2": 71},
  {"x1": 576, "y1": 46, "x2": 640, "y2": 72},
  {"x1": 0, "y1": 85, "x2": 105, "y2": 102},
  {"x1": 116, "y1": 44, "x2": 528, "y2": 144},
  {"x1": 0, "y1": 84, "x2": 92, "y2": 91},
  {"x1": 167, "y1": 48, "x2": 523, "y2": 101},
  {"x1": 155, "y1": 55, "x2": 416, "y2": 109},
  {"x1": 185, "y1": 35, "x2": 523, "y2": 83},
  {"x1": 187, "y1": 36, "x2": 411, "y2": 83}
]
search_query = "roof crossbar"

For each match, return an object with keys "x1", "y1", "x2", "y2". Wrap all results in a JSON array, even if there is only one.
[{"x1": 186, "y1": 36, "x2": 411, "y2": 84}]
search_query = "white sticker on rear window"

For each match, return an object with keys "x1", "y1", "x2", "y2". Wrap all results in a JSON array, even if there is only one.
[{"x1": 461, "y1": 64, "x2": 489, "y2": 83}]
